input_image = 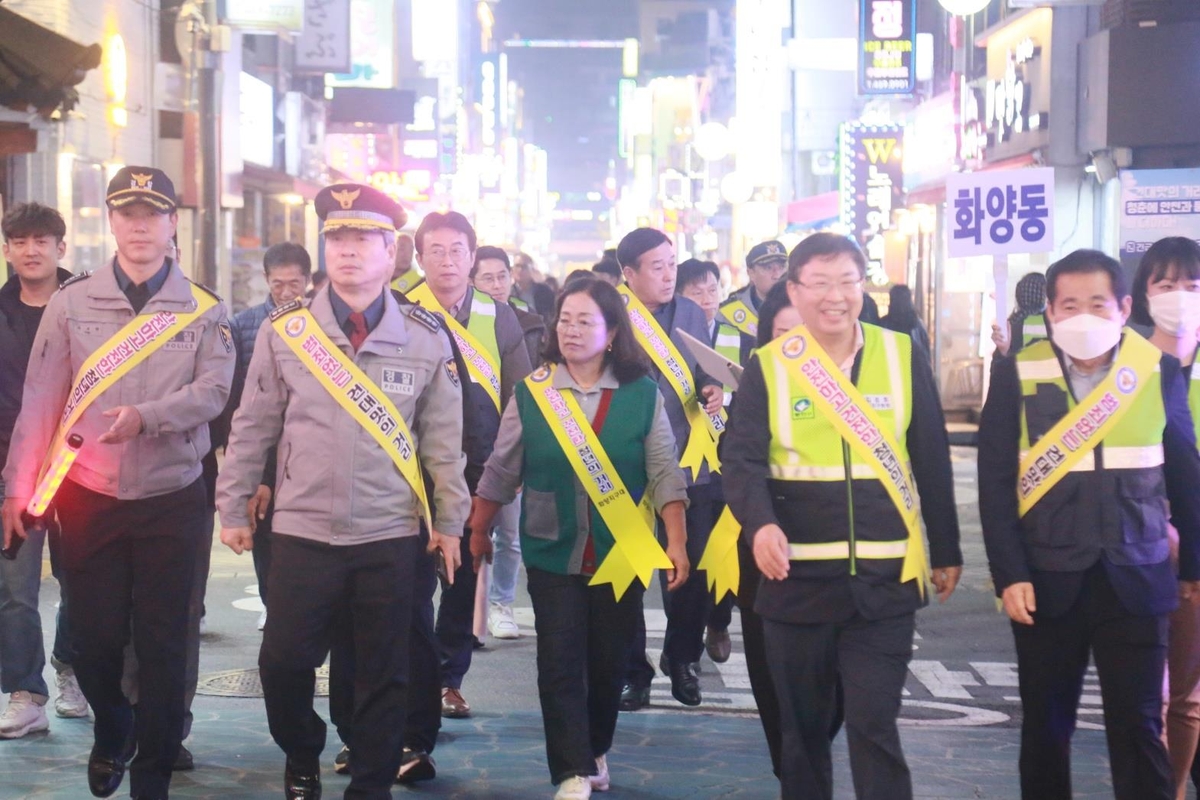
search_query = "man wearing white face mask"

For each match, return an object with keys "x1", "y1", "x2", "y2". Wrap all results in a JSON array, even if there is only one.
[
  {"x1": 979, "y1": 249, "x2": 1200, "y2": 800},
  {"x1": 1131, "y1": 237, "x2": 1200, "y2": 799}
]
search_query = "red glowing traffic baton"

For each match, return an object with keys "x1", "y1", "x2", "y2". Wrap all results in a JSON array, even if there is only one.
[{"x1": 26, "y1": 434, "x2": 84, "y2": 518}]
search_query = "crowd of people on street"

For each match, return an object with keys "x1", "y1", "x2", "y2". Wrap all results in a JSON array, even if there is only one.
[{"x1": 1, "y1": 165, "x2": 1200, "y2": 800}]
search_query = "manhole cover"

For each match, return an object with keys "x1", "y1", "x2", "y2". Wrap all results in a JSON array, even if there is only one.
[{"x1": 196, "y1": 666, "x2": 330, "y2": 698}]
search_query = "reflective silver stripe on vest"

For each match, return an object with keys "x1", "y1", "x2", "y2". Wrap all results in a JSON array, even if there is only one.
[
  {"x1": 1024, "y1": 323, "x2": 1047, "y2": 337},
  {"x1": 770, "y1": 463, "x2": 877, "y2": 480},
  {"x1": 788, "y1": 540, "x2": 908, "y2": 561},
  {"x1": 1018, "y1": 356, "x2": 1162, "y2": 382},
  {"x1": 715, "y1": 331, "x2": 741, "y2": 350},
  {"x1": 1018, "y1": 444, "x2": 1164, "y2": 472}
]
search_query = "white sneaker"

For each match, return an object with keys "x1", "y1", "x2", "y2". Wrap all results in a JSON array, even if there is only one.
[
  {"x1": 487, "y1": 603, "x2": 520, "y2": 640},
  {"x1": 554, "y1": 776, "x2": 592, "y2": 800},
  {"x1": 257, "y1": 609, "x2": 268, "y2": 631},
  {"x1": 0, "y1": 692, "x2": 49, "y2": 738},
  {"x1": 198, "y1": 615, "x2": 208, "y2": 636},
  {"x1": 590, "y1": 754, "x2": 610, "y2": 791},
  {"x1": 53, "y1": 671, "x2": 88, "y2": 718}
]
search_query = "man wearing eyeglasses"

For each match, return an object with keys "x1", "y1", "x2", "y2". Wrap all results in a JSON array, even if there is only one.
[
  {"x1": 394, "y1": 211, "x2": 532, "y2": 780},
  {"x1": 722, "y1": 233, "x2": 962, "y2": 800}
]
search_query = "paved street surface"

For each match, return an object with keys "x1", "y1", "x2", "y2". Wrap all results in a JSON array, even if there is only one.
[{"x1": 0, "y1": 449, "x2": 1173, "y2": 798}]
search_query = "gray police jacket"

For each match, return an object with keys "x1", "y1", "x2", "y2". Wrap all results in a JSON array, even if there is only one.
[
  {"x1": 2, "y1": 260, "x2": 235, "y2": 501},
  {"x1": 216, "y1": 286, "x2": 470, "y2": 545}
]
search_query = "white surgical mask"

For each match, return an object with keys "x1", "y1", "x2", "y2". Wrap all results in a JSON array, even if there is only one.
[
  {"x1": 1148, "y1": 290, "x2": 1200, "y2": 338},
  {"x1": 1050, "y1": 312, "x2": 1123, "y2": 361}
]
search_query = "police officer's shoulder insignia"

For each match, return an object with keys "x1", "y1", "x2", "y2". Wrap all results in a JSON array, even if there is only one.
[
  {"x1": 59, "y1": 271, "x2": 91, "y2": 290},
  {"x1": 190, "y1": 281, "x2": 223, "y2": 302},
  {"x1": 781, "y1": 335, "x2": 806, "y2": 359},
  {"x1": 217, "y1": 322, "x2": 233, "y2": 353},
  {"x1": 269, "y1": 298, "x2": 304, "y2": 322},
  {"x1": 444, "y1": 358, "x2": 460, "y2": 388},
  {"x1": 407, "y1": 305, "x2": 441, "y2": 333}
]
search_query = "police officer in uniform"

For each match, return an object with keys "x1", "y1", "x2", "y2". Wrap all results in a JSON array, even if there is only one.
[
  {"x1": 2, "y1": 167, "x2": 235, "y2": 800},
  {"x1": 718, "y1": 240, "x2": 788, "y2": 340},
  {"x1": 979, "y1": 250, "x2": 1200, "y2": 800},
  {"x1": 722, "y1": 233, "x2": 962, "y2": 800},
  {"x1": 217, "y1": 184, "x2": 470, "y2": 800}
]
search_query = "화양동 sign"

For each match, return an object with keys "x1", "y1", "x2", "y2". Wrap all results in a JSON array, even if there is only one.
[{"x1": 947, "y1": 168, "x2": 1054, "y2": 258}]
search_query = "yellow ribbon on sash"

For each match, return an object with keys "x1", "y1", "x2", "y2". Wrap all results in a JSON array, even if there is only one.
[
  {"x1": 525, "y1": 365, "x2": 672, "y2": 600},
  {"x1": 1017, "y1": 331, "x2": 1159, "y2": 517},
  {"x1": 37, "y1": 284, "x2": 218, "y2": 487},
  {"x1": 617, "y1": 285, "x2": 722, "y2": 479},
  {"x1": 721, "y1": 299, "x2": 758, "y2": 338},
  {"x1": 272, "y1": 307, "x2": 432, "y2": 531},
  {"x1": 406, "y1": 282, "x2": 502, "y2": 413},
  {"x1": 766, "y1": 326, "x2": 929, "y2": 598},
  {"x1": 698, "y1": 506, "x2": 741, "y2": 601}
]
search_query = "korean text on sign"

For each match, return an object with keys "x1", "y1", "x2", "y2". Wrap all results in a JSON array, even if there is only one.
[{"x1": 946, "y1": 168, "x2": 1056, "y2": 258}]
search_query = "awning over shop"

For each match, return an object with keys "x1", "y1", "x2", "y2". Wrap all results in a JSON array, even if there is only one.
[
  {"x1": 785, "y1": 191, "x2": 839, "y2": 233},
  {"x1": 0, "y1": 6, "x2": 102, "y2": 117}
]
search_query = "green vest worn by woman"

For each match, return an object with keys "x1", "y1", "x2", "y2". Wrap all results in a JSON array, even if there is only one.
[
  {"x1": 515, "y1": 374, "x2": 659, "y2": 575},
  {"x1": 1015, "y1": 335, "x2": 1167, "y2": 570},
  {"x1": 757, "y1": 323, "x2": 914, "y2": 581}
]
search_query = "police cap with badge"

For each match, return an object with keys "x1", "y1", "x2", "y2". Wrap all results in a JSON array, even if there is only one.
[
  {"x1": 314, "y1": 183, "x2": 408, "y2": 234},
  {"x1": 747, "y1": 240, "x2": 788, "y2": 268},
  {"x1": 106, "y1": 166, "x2": 177, "y2": 213}
]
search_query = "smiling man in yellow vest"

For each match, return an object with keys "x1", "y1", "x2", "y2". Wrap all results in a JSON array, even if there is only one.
[
  {"x1": 723, "y1": 233, "x2": 962, "y2": 800},
  {"x1": 979, "y1": 249, "x2": 1200, "y2": 800},
  {"x1": 406, "y1": 211, "x2": 533, "y2": 726},
  {"x1": 1, "y1": 166, "x2": 235, "y2": 800}
]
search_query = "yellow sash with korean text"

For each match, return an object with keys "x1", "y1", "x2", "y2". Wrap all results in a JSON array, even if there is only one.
[
  {"x1": 525, "y1": 365, "x2": 672, "y2": 600},
  {"x1": 406, "y1": 282, "x2": 502, "y2": 413},
  {"x1": 271, "y1": 307, "x2": 432, "y2": 531},
  {"x1": 38, "y1": 284, "x2": 217, "y2": 487},
  {"x1": 617, "y1": 285, "x2": 722, "y2": 478},
  {"x1": 766, "y1": 326, "x2": 929, "y2": 598},
  {"x1": 721, "y1": 299, "x2": 758, "y2": 338},
  {"x1": 1017, "y1": 331, "x2": 1159, "y2": 517}
]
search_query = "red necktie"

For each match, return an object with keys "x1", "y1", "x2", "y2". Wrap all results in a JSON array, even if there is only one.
[{"x1": 348, "y1": 311, "x2": 368, "y2": 352}]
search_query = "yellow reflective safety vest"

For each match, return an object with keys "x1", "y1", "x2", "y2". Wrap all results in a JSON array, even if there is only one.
[
  {"x1": 1022, "y1": 313, "x2": 1049, "y2": 348},
  {"x1": 1015, "y1": 337, "x2": 1169, "y2": 571},
  {"x1": 714, "y1": 321, "x2": 741, "y2": 408},
  {"x1": 759, "y1": 324, "x2": 915, "y2": 582}
]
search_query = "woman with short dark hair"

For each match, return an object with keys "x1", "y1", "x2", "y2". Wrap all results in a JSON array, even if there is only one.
[
  {"x1": 1131, "y1": 236, "x2": 1200, "y2": 799},
  {"x1": 467, "y1": 279, "x2": 689, "y2": 800}
]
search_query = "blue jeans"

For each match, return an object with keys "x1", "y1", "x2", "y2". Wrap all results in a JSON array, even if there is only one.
[
  {"x1": 488, "y1": 495, "x2": 522, "y2": 607},
  {"x1": 0, "y1": 519, "x2": 48, "y2": 697}
]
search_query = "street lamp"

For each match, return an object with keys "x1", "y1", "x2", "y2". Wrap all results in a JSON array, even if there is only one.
[{"x1": 937, "y1": 0, "x2": 991, "y2": 15}]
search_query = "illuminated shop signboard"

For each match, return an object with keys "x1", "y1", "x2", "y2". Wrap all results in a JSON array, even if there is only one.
[
  {"x1": 858, "y1": 0, "x2": 916, "y2": 96},
  {"x1": 840, "y1": 123, "x2": 905, "y2": 285}
]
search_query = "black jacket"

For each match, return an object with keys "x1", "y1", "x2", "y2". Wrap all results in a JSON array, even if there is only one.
[
  {"x1": 0, "y1": 268, "x2": 72, "y2": 468},
  {"x1": 722, "y1": 341, "x2": 962, "y2": 624},
  {"x1": 979, "y1": 346, "x2": 1200, "y2": 617}
]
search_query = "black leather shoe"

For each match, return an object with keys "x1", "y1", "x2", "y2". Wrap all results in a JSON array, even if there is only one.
[
  {"x1": 395, "y1": 748, "x2": 436, "y2": 784},
  {"x1": 333, "y1": 745, "x2": 350, "y2": 775},
  {"x1": 87, "y1": 748, "x2": 127, "y2": 798},
  {"x1": 705, "y1": 626, "x2": 732, "y2": 663},
  {"x1": 618, "y1": 682, "x2": 651, "y2": 711},
  {"x1": 284, "y1": 758, "x2": 321, "y2": 800},
  {"x1": 664, "y1": 656, "x2": 702, "y2": 706},
  {"x1": 172, "y1": 744, "x2": 194, "y2": 771}
]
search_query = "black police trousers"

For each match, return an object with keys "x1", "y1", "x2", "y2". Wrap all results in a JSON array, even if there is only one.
[
  {"x1": 55, "y1": 477, "x2": 206, "y2": 800},
  {"x1": 259, "y1": 533, "x2": 417, "y2": 800}
]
